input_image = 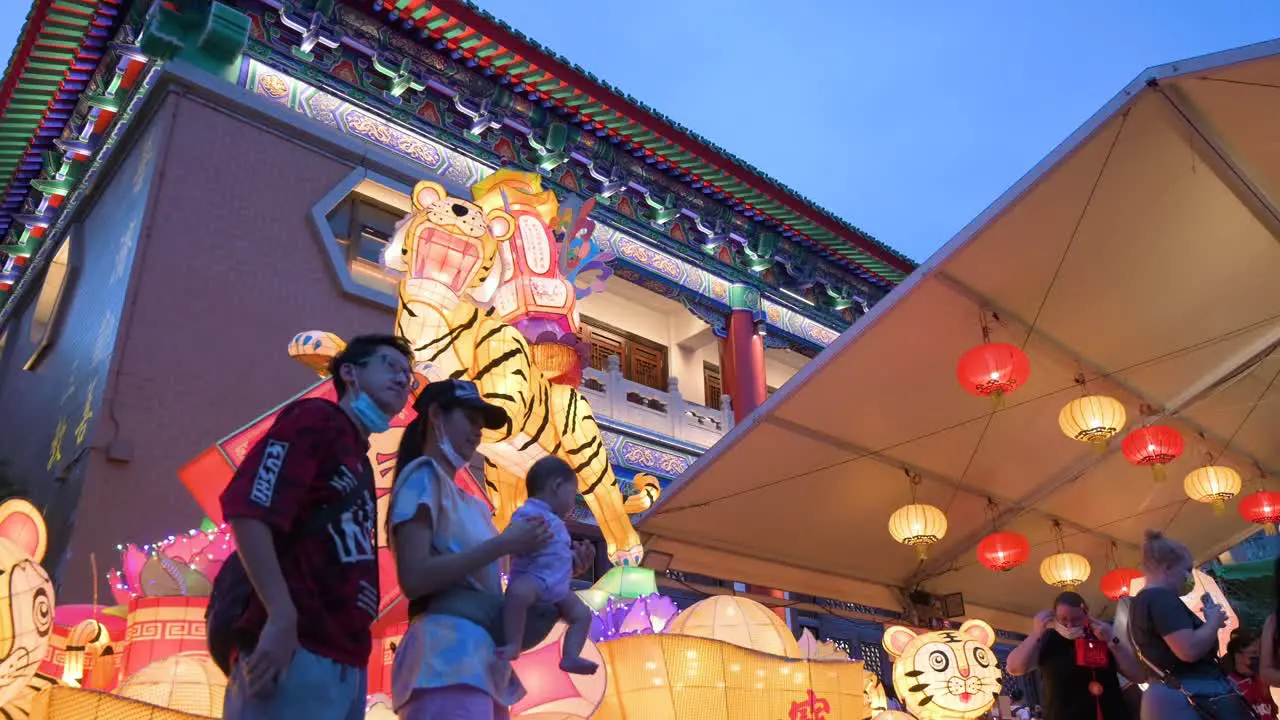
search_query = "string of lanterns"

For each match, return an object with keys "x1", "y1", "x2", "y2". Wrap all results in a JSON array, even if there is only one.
[{"x1": 885, "y1": 319, "x2": 1266, "y2": 597}]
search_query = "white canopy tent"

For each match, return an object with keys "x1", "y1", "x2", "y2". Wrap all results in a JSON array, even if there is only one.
[{"x1": 639, "y1": 40, "x2": 1280, "y2": 631}]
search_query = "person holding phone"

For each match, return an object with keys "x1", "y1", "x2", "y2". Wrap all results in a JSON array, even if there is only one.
[
  {"x1": 1129, "y1": 530, "x2": 1256, "y2": 720},
  {"x1": 1006, "y1": 591, "x2": 1141, "y2": 720}
]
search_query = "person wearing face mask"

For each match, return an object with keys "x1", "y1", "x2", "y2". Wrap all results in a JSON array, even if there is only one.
[
  {"x1": 386, "y1": 379, "x2": 597, "y2": 720},
  {"x1": 218, "y1": 335, "x2": 415, "y2": 720},
  {"x1": 1006, "y1": 590, "x2": 1140, "y2": 720},
  {"x1": 1129, "y1": 530, "x2": 1256, "y2": 719},
  {"x1": 1225, "y1": 630, "x2": 1277, "y2": 719}
]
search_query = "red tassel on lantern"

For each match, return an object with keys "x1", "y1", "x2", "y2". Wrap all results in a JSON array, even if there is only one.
[
  {"x1": 1239, "y1": 491, "x2": 1280, "y2": 536},
  {"x1": 977, "y1": 531, "x2": 1031, "y2": 572},
  {"x1": 957, "y1": 343, "x2": 1031, "y2": 407},
  {"x1": 1121, "y1": 425, "x2": 1184, "y2": 482},
  {"x1": 1100, "y1": 568, "x2": 1143, "y2": 600}
]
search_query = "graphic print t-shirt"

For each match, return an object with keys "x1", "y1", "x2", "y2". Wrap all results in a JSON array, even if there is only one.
[{"x1": 220, "y1": 398, "x2": 379, "y2": 668}]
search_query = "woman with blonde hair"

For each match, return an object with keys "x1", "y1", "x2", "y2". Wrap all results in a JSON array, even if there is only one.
[{"x1": 1128, "y1": 530, "x2": 1255, "y2": 719}]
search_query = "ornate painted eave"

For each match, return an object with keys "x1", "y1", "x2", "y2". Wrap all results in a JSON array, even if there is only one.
[
  {"x1": 0, "y1": 0, "x2": 125, "y2": 245},
  {"x1": 361, "y1": 0, "x2": 916, "y2": 284}
]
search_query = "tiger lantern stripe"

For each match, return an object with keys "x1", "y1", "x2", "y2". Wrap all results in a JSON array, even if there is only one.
[{"x1": 291, "y1": 174, "x2": 658, "y2": 565}]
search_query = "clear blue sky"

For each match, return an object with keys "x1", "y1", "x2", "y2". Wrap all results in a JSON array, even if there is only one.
[{"x1": 1, "y1": 1, "x2": 1277, "y2": 262}]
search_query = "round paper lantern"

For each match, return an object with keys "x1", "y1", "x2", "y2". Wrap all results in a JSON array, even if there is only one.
[
  {"x1": 957, "y1": 342, "x2": 1031, "y2": 402},
  {"x1": 888, "y1": 503, "x2": 948, "y2": 559},
  {"x1": 510, "y1": 621, "x2": 606, "y2": 720},
  {"x1": 1239, "y1": 491, "x2": 1280, "y2": 535},
  {"x1": 665, "y1": 595, "x2": 803, "y2": 658},
  {"x1": 1121, "y1": 425, "x2": 1184, "y2": 482},
  {"x1": 1059, "y1": 395, "x2": 1127, "y2": 448},
  {"x1": 976, "y1": 531, "x2": 1031, "y2": 572},
  {"x1": 115, "y1": 651, "x2": 226, "y2": 716},
  {"x1": 1100, "y1": 568, "x2": 1143, "y2": 600},
  {"x1": 1184, "y1": 465, "x2": 1242, "y2": 514},
  {"x1": 1040, "y1": 552, "x2": 1091, "y2": 589}
]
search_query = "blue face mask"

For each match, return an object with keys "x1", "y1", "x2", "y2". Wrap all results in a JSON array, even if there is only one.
[{"x1": 350, "y1": 390, "x2": 391, "y2": 434}]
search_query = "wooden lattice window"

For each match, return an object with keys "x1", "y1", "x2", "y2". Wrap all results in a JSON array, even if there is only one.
[
  {"x1": 703, "y1": 362, "x2": 723, "y2": 410},
  {"x1": 581, "y1": 316, "x2": 669, "y2": 392}
]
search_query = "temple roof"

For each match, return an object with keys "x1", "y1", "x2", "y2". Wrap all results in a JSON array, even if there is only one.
[
  {"x1": 383, "y1": 0, "x2": 915, "y2": 282},
  {"x1": 0, "y1": 0, "x2": 914, "y2": 302},
  {"x1": 0, "y1": 0, "x2": 123, "y2": 243}
]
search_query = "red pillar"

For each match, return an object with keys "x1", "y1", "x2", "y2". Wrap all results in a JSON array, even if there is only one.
[
  {"x1": 726, "y1": 309, "x2": 767, "y2": 422},
  {"x1": 748, "y1": 585, "x2": 789, "y2": 622}
]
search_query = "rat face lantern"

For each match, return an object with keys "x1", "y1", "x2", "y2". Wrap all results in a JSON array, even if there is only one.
[{"x1": 0, "y1": 499, "x2": 54, "y2": 708}]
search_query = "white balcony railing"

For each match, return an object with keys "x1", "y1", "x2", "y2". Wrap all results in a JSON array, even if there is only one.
[{"x1": 580, "y1": 356, "x2": 734, "y2": 448}]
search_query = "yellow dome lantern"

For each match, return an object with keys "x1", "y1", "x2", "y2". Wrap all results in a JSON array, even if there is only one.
[
  {"x1": 1184, "y1": 465, "x2": 1242, "y2": 514},
  {"x1": 1040, "y1": 552, "x2": 1091, "y2": 590},
  {"x1": 1059, "y1": 394, "x2": 1127, "y2": 449},
  {"x1": 888, "y1": 503, "x2": 948, "y2": 560},
  {"x1": 115, "y1": 652, "x2": 226, "y2": 717},
  {"x1": 665, "y1": 595, "x2": 804, "y2": 659}
]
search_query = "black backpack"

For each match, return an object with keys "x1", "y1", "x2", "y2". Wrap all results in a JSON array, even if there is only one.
[{"x1": 206, "y1": 490, "x2": 364, "y2": 675}]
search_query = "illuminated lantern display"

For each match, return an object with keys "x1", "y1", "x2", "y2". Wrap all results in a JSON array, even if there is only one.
[
  {"x1": 976, "y1": 531, "x2": 1030, "y2": 572},
  {"x1": 1121, "y1": 425, "x2": 1184, "y2": 482},
  {"x1": 510, "y1": 621, "x2": 607, "y2": 719},
  {"x1": 1059, "y1": 394, "x2": 1127, "y2": 449},
  {"x1": 0, "y1": 499, "x2": 55, "y2": 710},
  {"x1": 666, "y1": 596, "x2": 804, "y2": 659},
  {"x1": 798, "y1": 628, "x2": 851, "y2": 661},
  {"x1": 593, "y1": 565, "x2": 659, "y2": 599},
  {"x1": 119, "y1": 597, "x2": 210, "y2": 680},
  {"x1": 1239, "y1": 490, "x2": 1280, "y2": 535},
  {"x1": 882, "y1": 620, "x2": 1002, "y2": 720},
  {"x1": 889, "y1": 503, "x2": 948, "y2": 560},
  {"x1": 591, "y1": 594, "x2": 680, "y2": 641},
  {"x1": 1040, "y1": 552, "x2": 1091, "y2": 590},
  {"x1": 956, "y1": 342, "x2": 1030, "y2": 404},
  {"x1": 114, "y1": 652, "x2": 225, "y2": 717},
  {"x1": 1100, "y1": 568, "x2": 1144, "y2": 600},
  {"x1": 591, "y1": 633, "x2": 868, "y2": 720},
  {"x1": 1183, "y1": 465, "x2": 1242, "y2": 514}
]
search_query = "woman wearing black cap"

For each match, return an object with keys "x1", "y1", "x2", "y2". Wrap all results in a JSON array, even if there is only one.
[{"x1": 384, "y1": 379, "x2": 594, "y2": 720}]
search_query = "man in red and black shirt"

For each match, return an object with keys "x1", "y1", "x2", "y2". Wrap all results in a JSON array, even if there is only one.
[{"x1": 221, "y1": 335, "x2": 413, "y2": 720}]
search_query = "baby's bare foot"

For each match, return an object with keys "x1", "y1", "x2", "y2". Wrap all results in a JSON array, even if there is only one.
[{"x1": 559, "y1": 656, "x2": 599, "y2": 675}]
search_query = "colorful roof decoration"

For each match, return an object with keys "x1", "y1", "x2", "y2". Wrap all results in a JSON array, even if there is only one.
[
  {"x1": 0, "y1": 0, "x2": 124, "y2": 246},
  {"x1": 368, "y1": 0, "x2": 915, "y2": 282}
]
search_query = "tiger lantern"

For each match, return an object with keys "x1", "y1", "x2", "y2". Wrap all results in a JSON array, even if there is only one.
[
  {"x1": 881, "y1": 620, "x2": 1002, "y2": 720},
  {"x1": 292, "y1": 171, "x2": 657, "y2": 565}
]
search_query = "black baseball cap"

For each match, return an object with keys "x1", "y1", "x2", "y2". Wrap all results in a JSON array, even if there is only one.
[{"x1": 414, "y1": 378, "x2": 509, "y2": 430}]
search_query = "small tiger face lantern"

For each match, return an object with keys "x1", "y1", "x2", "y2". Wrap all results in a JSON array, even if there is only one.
[{"x1": 881, "y1": 619, "x2": 1002, "y2": 720}]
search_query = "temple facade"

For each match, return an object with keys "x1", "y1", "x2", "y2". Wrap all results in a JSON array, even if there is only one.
[{"x1": 0, "y1": 0, "x2": 933, "y2": 682}]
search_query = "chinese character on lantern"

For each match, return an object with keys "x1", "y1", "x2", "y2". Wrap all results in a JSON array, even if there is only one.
[{"x1": 789, "y1": 689, "x2": 831, "y2": 720}]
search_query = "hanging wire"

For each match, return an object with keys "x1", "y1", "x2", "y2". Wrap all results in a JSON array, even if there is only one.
[
  {"x1": 1209, "y1": 361, "x2": 1280, "y2": 464},
  {"x1": 1021, "y1": 110, "x2": 1131, "y2": 350}
]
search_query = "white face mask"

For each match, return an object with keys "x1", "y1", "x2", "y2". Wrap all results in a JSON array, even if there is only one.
[
  {"x1": 1053, "y1": 621, "x2": 1084, "y2": 640},
  {"x1": 435, "y1": 419, "x2": 469, "y2": 470}
]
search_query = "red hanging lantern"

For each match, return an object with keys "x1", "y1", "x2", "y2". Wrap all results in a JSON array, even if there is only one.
[
  {"x1": 1121, "y1": 425, "x2": 1184, "y2": 482},
  {"x1": 1239, "y1": 491, "x2": 1280, "y2": 536},
  {"x1": 957, "y1": 342, "x2": 1031, "y2": 405},
  {"x1": 1100, "y1": 568, "x2": 1143, "y2": 600},
  {"x1": 976, "y1": 531, "x2": 1031, "y2": 572}
]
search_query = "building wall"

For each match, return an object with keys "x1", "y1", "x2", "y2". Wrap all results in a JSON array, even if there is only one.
[
  {"x1": 0, "y1": 105, "x2": 168, "y2": 589},
  {"x1": 60, "y1": 93, "x2": 393, "y2": 602}
]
